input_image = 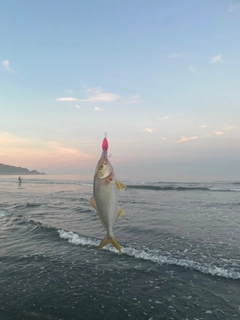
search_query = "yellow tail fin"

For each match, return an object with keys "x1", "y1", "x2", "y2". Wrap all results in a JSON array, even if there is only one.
[{"x1": 98, "y1": 234, "x2": 122, "y2": 253}]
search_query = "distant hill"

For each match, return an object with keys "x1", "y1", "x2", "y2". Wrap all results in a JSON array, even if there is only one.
[{"x1": 0, "y1": 163, "x2": 45, "y2": 175}]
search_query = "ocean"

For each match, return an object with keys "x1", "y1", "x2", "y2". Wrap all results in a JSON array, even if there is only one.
[{"x1": 0, "y1": 175, "x2": 239, "y2": 320}]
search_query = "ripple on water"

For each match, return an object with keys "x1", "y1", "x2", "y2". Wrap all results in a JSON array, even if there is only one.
[{"x1": 0, "y1": 210, "x2": 6, "y2": 217}]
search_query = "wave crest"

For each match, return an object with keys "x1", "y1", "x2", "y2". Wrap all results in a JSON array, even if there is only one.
[
  {"x1": 58, "y1": 229, "x2": 240, "y2": 280},
  {"x1": 127, "y1": 185, "x2": 240, "y2": 192}
]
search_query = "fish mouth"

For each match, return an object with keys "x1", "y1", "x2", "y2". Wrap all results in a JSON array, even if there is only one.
[{"x1": 100, "y1": 171, "x2": 113, "y2": 180}]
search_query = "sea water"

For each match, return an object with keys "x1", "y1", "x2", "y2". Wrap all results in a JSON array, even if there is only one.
[{"x1": 0, "y1": 176, "x2": 240, "y2": 319}]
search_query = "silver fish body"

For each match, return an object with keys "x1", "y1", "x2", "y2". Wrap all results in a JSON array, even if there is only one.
[{"x1": 89, "y1": 156, "x2": 125, "y2": 253}]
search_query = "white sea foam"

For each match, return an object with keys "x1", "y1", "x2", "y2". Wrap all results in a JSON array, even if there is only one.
[
  {"x1": 58, "y1": 230, "x2": 101, "y2": 247},
  {"x1": 77, "y1": 182, "x2": 93, "y2": 187},
  {"x1": 58, "y1": 229, "x2": 240, "y2": 280},
  {"x1": 209, "y1": 187, "x2": 240, "y2": 192},
  {"x1": 0, "y1": 210, "x2": 6, "y2": 217}
]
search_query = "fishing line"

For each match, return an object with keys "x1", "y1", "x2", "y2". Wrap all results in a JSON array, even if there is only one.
[
  {"x1": 104, "y1": 108, "x2": 108, "y2": 137},
  {"x1": 103, "y1": 1, "x2": 109, "y2": 146},
  {"x1": 100, "y1": 1, "x2": 110, "y2": 150}
]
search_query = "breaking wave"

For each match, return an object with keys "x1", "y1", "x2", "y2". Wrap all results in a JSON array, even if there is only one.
[
  {"x1": 58, "y1": 229, "x2": 240, "y2": 280},
  {"x1": 127, "y1": 185, "x2": 240, "y2": 192}
]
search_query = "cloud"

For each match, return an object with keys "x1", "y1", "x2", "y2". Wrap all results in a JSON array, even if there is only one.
[
  {"x1": 75, "y1": 105, "x2": 81, "y2": 109},
  {"x1": 2, "y1": 131, "x2": 12, "y2": 136},
  {"x1": 223, "y1": 126, "x2": 234, "y2": 131},
  {"x1": 94, "y1": 107, "x2": 103, "y2": 111},
  {"x1": 161, "y1": 136, "x2": 166, "y2": 140},
  {"x1": 1, "y1": 59, "x2": 11, "y2": 71},
  {"x1": 188, "y1": 65, "x2": 197, "y2": 73},
  {"x1": 56, "y1": 97, "x2": 79, "y2": 101},
  {"x1": 215, "y1": 131, "x2": 224, "y2": 135},
  {"x1": 0, "y1": 132, "x2": 92, "y2": 169},
  {"x1": 210, "y1": 54, "x2": 222, "y2": 63},
  {"x1": 228, "y1": 3, "x2": 240, "y2": 12},
  {"x1": 200, "y1": 125, "x2": 208, "y2": 128},
  {"x1": 57, "y1": 87, "x2": 140, "y2": 106},
  {"x1": 176, "y1": 136, "x2": 198, "y2": 143},
  {"x1": 168, "y1": 53, "x2": 183, "y2": 58},
  {"x1": 127, "y1": 95, "x2": 142, "y2": 104},
  {"x1": 144, "y1": 128, "x2": 153, "y2": 133},
  {"x1": 82, "y1": 87, "x2": 120, "y2": 103},
  {"x1": 157, "y1": 115, "x2": 169, "y2": 120}
]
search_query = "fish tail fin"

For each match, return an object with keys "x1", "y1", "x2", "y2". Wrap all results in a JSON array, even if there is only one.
[{"x1": 98, "y1": 234, "x2": 122, "y2": 254}]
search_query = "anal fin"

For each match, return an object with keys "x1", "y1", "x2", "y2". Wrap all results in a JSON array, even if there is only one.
[{"x1": 116, "y1": 207, "x2": 124, "y2": 220}]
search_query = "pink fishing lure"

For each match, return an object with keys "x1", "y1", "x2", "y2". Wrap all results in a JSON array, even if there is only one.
[{"x1": 102, "y1": 137, "x2": 108, "y2": 151}]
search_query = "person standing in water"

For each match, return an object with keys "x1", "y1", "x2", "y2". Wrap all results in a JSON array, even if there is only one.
[{"x1": 18, "y1": 176, "x2": 22, "y2": 184}]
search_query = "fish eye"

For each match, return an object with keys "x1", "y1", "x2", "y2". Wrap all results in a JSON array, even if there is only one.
[{"x1": 98, "y1": 165, "x2": 103, "y2": 170}]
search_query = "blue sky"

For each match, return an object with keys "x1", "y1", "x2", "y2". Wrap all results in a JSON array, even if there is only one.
[{"x1": 0, "y1": 0, "x2": 240, "y2": 181}]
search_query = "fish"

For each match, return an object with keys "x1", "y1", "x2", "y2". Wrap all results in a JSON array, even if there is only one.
[{"x1": 89, "y1": 137, "x2": 126, "y2": 253}]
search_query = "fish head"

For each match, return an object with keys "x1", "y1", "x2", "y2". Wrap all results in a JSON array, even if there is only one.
[{"x1": 95, "y1": 156, "x2": 113, "y2": 180}]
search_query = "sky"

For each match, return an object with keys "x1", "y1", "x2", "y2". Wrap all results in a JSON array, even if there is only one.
[{"x1": 0, "y1": 0, "x2": 240, "y2": 181}]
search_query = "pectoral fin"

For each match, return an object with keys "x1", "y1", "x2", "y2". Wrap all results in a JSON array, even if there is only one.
[
  {"x1": 89, "y1": 196, "x2": 97, "y2": 211},
  {"x1": 116, "y1": 207, "x2": 124, "y2": 220},
  {"x1": 115, "y1": 180, "x2": 126, "y2": 190}
]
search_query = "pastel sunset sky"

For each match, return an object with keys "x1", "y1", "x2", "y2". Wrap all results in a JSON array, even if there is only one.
[{"x1": 0, "y1": 0, "x2": 240, "y2": 181}]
